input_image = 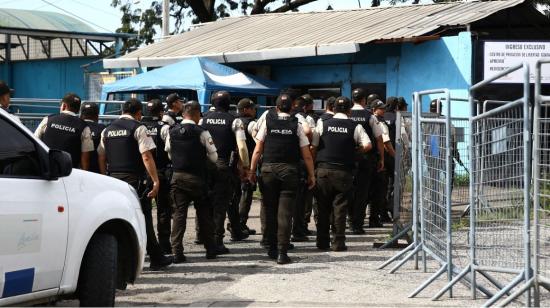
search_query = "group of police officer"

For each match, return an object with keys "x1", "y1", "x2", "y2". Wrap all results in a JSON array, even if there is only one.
[{"x1": 21, "y1": 82, "x2": 410, "y2": 268}]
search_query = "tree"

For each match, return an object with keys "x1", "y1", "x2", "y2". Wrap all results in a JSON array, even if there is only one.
[{"x1": 112, "y1": 0, "x2": 319, "y2": 53}]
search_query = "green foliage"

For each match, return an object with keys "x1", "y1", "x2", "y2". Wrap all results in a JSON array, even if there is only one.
[{"x1": 454, "y1": 174, "x2": 469, "y2": 187}]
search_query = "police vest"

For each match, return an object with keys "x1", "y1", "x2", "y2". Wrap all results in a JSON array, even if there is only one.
[
  {"x1": 141, "y1": 116, "x2": 171, "y2": 170},
  {"x1": 384, "y1": 112, "x2": 397, "y2": 147},
  {"x1": 103, "y1": 118, "x2": 144, "y2": 175},
  {"x1": 263, "y1": 113, "x2": 300, "y2": 164},
  {"x1": 169, "y1": 123, "x2": 207, "y2": 176},
  {"x1": 316, "y1": 118, "x2": 357, "y2": 169},
  {"x1": 86, "y1": 121, "x2": 106, "y2": 174},
  {"x1": 239, "y1": 116, "x2": 256, "y2": 158},
  {"x1": 319, "y1": 112, "x2": 334, "y2": 122},
  {"x1": 350, "y1": 108, "x2": 376, "y2": 154},
  {"x1": 42, "y1": 113, "x2": 88, "y2": 168},
  {"x1": 201, "y1": 111, "x2": 236, "y2": 161}
]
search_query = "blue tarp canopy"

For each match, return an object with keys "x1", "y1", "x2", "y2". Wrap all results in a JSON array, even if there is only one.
[{"x1": 101, "y1": 57, "x2": 281, "y2": 104}]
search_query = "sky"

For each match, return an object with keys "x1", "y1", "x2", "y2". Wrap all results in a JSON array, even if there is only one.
[{"x1": 0, "y1": 0, "x2": 374, "y2": 35}]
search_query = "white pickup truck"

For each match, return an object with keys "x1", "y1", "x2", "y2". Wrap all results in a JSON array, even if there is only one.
[{"x1": 0, "y1": 109, "x2": 146, "y2": 306}]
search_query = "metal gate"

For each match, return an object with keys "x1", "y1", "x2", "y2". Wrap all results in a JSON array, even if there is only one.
[{"x1": 432, "y1": 63, "x2": 532, "y2": 307}]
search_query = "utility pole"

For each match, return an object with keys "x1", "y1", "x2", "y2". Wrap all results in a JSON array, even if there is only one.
[
  {"x1": 162, "y1": 0, "x2": 170, "y2": 38},
  {"x1": 358, "y1": 0, "x2": 362, "y2": 8}
]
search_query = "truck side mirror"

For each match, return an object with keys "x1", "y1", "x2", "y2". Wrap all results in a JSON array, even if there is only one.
[{"x1": 48, "y1": 149, "x2": 72, "y2": 180}]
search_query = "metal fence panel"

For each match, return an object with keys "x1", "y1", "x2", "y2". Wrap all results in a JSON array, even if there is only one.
[
  {"x1": 471, "y1": 102, "x2": 527, "y2": 271},
  {"x1": 420, "y1": 119, "x2": 450, "y2": 263}
]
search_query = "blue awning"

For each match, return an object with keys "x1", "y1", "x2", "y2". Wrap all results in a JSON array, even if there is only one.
[{"x1": 101, "y1": 57, "x2": 281, "y2": 99}]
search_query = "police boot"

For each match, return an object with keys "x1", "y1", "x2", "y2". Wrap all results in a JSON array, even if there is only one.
[
  {"x1": 277, "y1": 252, "x2": 291, "y2": 265},
  {"x1": 215, "y1": 237, "x2": 229, "y2": 255},
  {"x1": 150, "y1": 255, "x2": 173, "y2": 271}
]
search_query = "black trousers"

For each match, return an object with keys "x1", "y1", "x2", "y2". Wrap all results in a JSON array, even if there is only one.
[
  {"x1": 110, "y1": 172, "x2": 164, "y2": 262},
  {"x1": 209, "y1": 160, "x2": 239, "y2": 242},
  {"x1": 351, "y1": 158, "x2": 376, "y2": 229},
  {"x1": 227, "y1": 175, "x2": 245, "y2": 236},
  {"x1": 315, "y1": 166, "x2": 354, "y2": 248},
  {"x1": 292, "y1": 163, "x2": 308, "y2": 237},
  {"x1": 303, "y1": 189, "x2": 317, "y2": 228},
  {"x1": 261, "y1": 163, "x2": 299, "y2": 253},
  {"x1": 385, "y1": 156, "x2": 395, "y2": 215},
  {"x1": 239, "y1": 181, "x2": 256, "y2": 225},
  {"x1": 371, "y1": 169, "x2": 389, "y2": 222},
  {"x1": 170, "y1": 171, "x2": 216, "y2": 255},
  {"x1": 154, "y1": 169, "x2": 172, "y2": 247}
]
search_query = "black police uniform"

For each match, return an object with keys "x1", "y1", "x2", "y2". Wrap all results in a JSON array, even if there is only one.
[
  {"x1": 315, "y1": 117, "x2": 357, "y2": 250},
  {"x1": 349, "y1": 107, "x2": 377, "y2": 230},
  {"x1": 370, "y1": 115, "x2": 391, "y2": 224},
  {"x1": 41, "y1": 113, "x2": 88, "y2": 168},
  {"x1": 237, "y1": 115, "x2": 257, "y2": 228},
  {"x1": 103, "y1": 117, "x2": 165, "y2": 264},
  {"x1": 84, "y1": 120, "x2": 106, "y2": 173},
  {"x1": 168, "y1": 122, "x2": 217, "y2": 257},
  {"x1": 142, "y1": 116, "x2": 173, "y2": 252},
  {"x1": 201, "y1": 110, "x2": 243, "y2": 245},
  {"x1": 262, "y1": 112, "x2": 301, "y2": 255},
  {"x1": 383, "y1": 111, "x2": 397, "y2": 220},
  {"x1": 290, "y1": 110, "x2": 309, "y2": 240}
]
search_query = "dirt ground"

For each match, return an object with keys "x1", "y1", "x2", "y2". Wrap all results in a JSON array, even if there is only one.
[{"x1": 59, "y1": 200, "x2": 500, "y2": 307}]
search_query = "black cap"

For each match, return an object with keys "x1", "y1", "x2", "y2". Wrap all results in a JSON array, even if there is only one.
[
  {"x1": 371, "y1": 99, "x2": 387, "y2": 110},
  {"x1": 301, "y1": 94, "x2": 314, "y2": 105},
  {"x1": 147, "y1": 99, "x2": 164, "y2": 114},
  {"x1": 80, "y1": 102, "x2": 99, "y2": 117},
  {"x1": 0, "y1": 80, "x2": 12, "y2": 96},
  {"x1": 237, "y1": 98, "x2": 255, "y2": 110},
  {"x1": 398, "y1": 97, "x2": 408, "y2": 107},
  {"x1": 352, "y1": 88, "x2": 366, "y2": 101},
  {"x1": 430, "y1": 99, "x2": 442, "y2": 113},
  {"x1": 276, "y1": 94, "x2": 293, "y2": 112},
  {"x1": 166, "y1": 93, "x2": 184, "y2": 107},
  {"x1": 367, "y1": 94, "x2": 380, "y2": 106},
  {"x1": 334, "y1": 96, "x2": 352, "y2": 112}
]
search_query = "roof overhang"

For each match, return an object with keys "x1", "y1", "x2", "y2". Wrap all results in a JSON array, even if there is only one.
[
  {"x1": 104, "y1": 42, "x2": 359, "y2": 68},
  {"x1": 0, "y1": 27, "x2": 135, "y2": 42}
]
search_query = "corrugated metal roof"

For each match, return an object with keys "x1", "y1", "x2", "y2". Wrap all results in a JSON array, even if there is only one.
[
  {"x1": 0, "y1": 9, "x2": 97, "y2": 33},
  {"x1": 105, "y1": 0, "x2": 525, "y2": 68}
]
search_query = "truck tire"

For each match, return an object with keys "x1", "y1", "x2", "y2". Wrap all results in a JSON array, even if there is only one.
[{"x1": 78, "y1": 233, "x2": 118, "y2": 307}]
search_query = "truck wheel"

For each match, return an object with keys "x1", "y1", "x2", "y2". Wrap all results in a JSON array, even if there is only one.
[{"x1": 78, "y1": 233, "x2": 118, "y2": 307}]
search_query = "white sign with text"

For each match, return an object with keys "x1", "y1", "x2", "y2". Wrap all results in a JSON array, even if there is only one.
[{"x1": 484, "y1": 41, "x2": 550, "y2": 83}]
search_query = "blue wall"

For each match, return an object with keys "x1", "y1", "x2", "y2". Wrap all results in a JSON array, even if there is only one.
[
  {"x1": 0, "y1": 57, "x2": 97, "y2": 99},
  {"x1": 395, "y1": 32, "x2": 472, "y2": 117},
  {"x1": 245, "y1": 31, "x2": 473, "y2": 117}
]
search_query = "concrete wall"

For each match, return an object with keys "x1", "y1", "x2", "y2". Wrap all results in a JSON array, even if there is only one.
[{"x1": 0, "y1": 57, "x2": 97, "y2": 99}]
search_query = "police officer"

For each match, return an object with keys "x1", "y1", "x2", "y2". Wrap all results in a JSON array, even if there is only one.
[
  {"x1": 163, "y1": 93, "x2": 185, "y2": 126},
  {"x1": 141, "y1": 99, "x2": 173, "y2": 254},
  {"x1": 290, "y1": 95, "x2": 314, "y2": 242},
  {"x1": 35, "y1": 93, "x2": 93, "y2": 170},
  {"x1": 201, "y1": 91, "x2": 250, "y2": 251},
  {"x1": 80, "y1": 102, "x2": 105, "y2": 174},
  {"x1": 165, "y1": 101, "x2": 220, "y2": 261},
  {"x1": 383, "y1": 97, "x2": 398, "y2": 221},
  {"x1": 367, "y1": 94, "x2": 381, "y2": 112},
  {"x1": 371, "y1": 99, "x2": 396, "y2": 225},
  {"x1": 248, "y1": 94, "x2": 315, "y2": 265},
  {"x1": 97, "y1": 98, "x2": 173, "y2": 270},
  {"x1": 0, "y1": 81, "x2": 20, "y2": 123},
  {"x1": 236, "y1": 98, "x2": 258, "y2": 235},
  {"x1": 349, "y1": 88, "x2": 385, "y2": 232},
  {"x1": 302, "y1": 94, "x2": 319, "y2": 127},
  {"x1": 312, "y1": 96, "x2": 372, "y2": 251},
  {"x1": 304, "y1": 96, "x2": 336, "y2": 232}
]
